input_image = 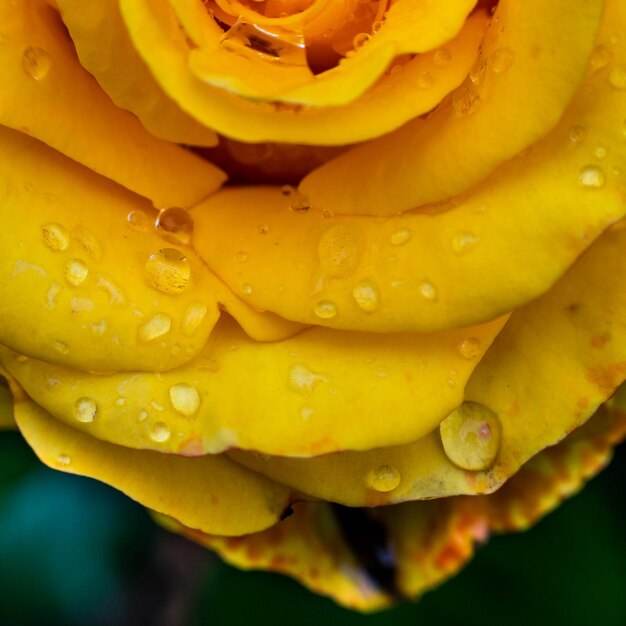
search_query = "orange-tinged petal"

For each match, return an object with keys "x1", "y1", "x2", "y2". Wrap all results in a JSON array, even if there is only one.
[
  {"x1": 0, "y1": 311, "x2": 505, "y2": 456},
  {"x1": 0, "y1": 0, "x2": 224, "y2": 208},
  {"x1": 119, "y1": 0, "x2": 483, "y2": 144},
  {"x1": 156, "y1": 503, "x2": 392, "y2": 612},
  {"x1": 191, "y1": 171, "x2": 623, "y2": 332},
  {"x1": 14, "y1": 393, "x2": 292, "y2": 536},
  {"x1": 55, "y1": 0, "x2": 218, "y2": 147},
  {"x1": 229, "y1": 225, "x2": 626, "y2": 503},
  {"x1": 302, "y1": 0, "x2": 606, "y2": 214}
]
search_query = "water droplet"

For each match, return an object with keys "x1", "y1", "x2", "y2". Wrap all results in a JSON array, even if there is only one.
[
  {"x1": 389, "y1": 228, "x2": 411, "y2": 247},
  {"x1": 169, "y1": 383, "x2": 201, "y2": 417},
  {"x1": 594, "y1": 144, "x2": 607, "y2": 159},
  {"x1": 22, "y1": 46, "x2": 51, "y2": 80},
  {"x1": 366, "y1": 464, "x2": 401, "y2": 492},
  {"x1": 299, "y1": 406, "x2": 315, "y2": 421},
  {"x1": 289, "y1": 191, "x2": 311, "y2": 212},
  {"x1": 372, "y1": 20, "x2": 384, "y2": 33},
  {"x1": 56, "y1": 453, "x2": 71, "y2": 466},
  {"x1": 64, "y1": 259, "x2": 88, "y2": 286},
  {"x1": 74, "y1": 397, "x2": 97, "y2": 423},
  {"x1": 145, "y1": 248, "x2": 190, "y2": 294},
  {"x1": 352, "y1": 280, "x2": 380, "y2": 312},
  {"x1": 138, "y1": 410, "x2": 149, "y2": 422},
  {"x1": 590, "y1": 44, "x2": 613, "y2": 71},
  {"x1": 490, "y1": 47, "x2": 514, "y2": 73},
  {"x1": 458, "y1": 337, "x2": 482, "y2": 359},
  {"x1": 221, "y1": 21, "x2": 306, "y2": 67},
  {"x1": 127, "y1": 210, "x2": 150, "y2": 232},
  {"x1": 440, "y1": 401, "x2": 501, "y2": 471},
  {"x1": 42, "y1": 223, "x2": 69, "y2": 251},
  {"x1": 183, "y1": 301, "x2": 208, "y2": 336},
  {"x1": 353, "y1": 32, "x2": 371, "y2": 49},
  {"x1": 236, "y1": 251, "x2": 248, "y2": 262},
  {"x1": 53, "y1": 339, "x2": 69, "y2": 354},
  {"x1": 433, "y1": 49, "x2": 452, "y2": 66},
  {"x1": 90, "y1": 320, "x2": 107, "y2": 335},
  {"x1": 71, "y1": 297, "x2": 94, "y2": 312},
  {"x1": 419, "y1": 280, "x2": 437, "y2": 300},
  {"x1": 288, "y1": 364, "x2": 326, "y2": 396},
  {"x1": 318, "y1": 224, "x2": 363, "y2": 277},
  {"x1": 257, "y1": 223, "x2": 270, "y2": 235},
  {"x1": 242, "y1": 283, "x2": 253, "y2": 295},
  {"x1": 156, "y1": 207, "x2": 194, "y2": 245},
  {"x1": 452, "y1": 232, "x2": 479, "y2": 255},
  {"x1": 73, "y1": 227, "x2": 101, "y2": 260},
  {"x1": 608, "y1": 64, "x2": 626, "y2": 90},
  {"x1": 138, "y1": 313, "x2": 172, "y2": 343},
  {"x1": 149, "y1": 421, "x2": 171, "y2": 443},
  {"x1": 416, "y1": 71, "x2": 435, "y2": 89},
  {"x1": 452, "y1": 86, "x2": 481, "y2": 115},
  {"x1": 281, "y1": 185, "x2": 295, "y2": 196},
  {"x1": 579, "y1": 164, "x2": 605, "y2": 189},
  {"x1": 314, "y1": 300, "x2": 338, "y2": 319},
  {"x1": 568, "y1": 124, "x2": 587, "y2": 143}
]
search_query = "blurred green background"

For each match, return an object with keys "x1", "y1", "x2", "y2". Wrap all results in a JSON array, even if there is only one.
[{"x1": 0, "y1": 430, "x2": 624, "y2": 626}]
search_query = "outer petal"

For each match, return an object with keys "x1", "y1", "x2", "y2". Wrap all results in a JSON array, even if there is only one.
[
  {"x1": 119, "y1": 0, "x2": 483, "y2": 144},
  {"x1": 302, "y1": 0, "x2": 606, "y2": 214},
  {"x1": 0, "y1": 380, "x2": 14, "y2": 429},
  {"x1": 230, "y1": 225, "x2": 626, "y2": 503},
  {"x1": 13, "y1": 393, "x2": 292, "y2": 536},
  {"x1": 55, "y1": 0, "x2": 218, "y2": 147},
  {"x1": 0, "y1": 313, "x2": 505, "y2": 456},
  {"x1": 0, "y1": 0, "x2": 224, "y2": 208}
]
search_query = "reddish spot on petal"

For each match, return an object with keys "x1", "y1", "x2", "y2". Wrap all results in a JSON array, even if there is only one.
[
  {"x1": 591, "y1": 332, "x2": 612, "y2": 349},
  {"x1": 178, "y1": 437, "x2": 204, "y2": 457}
]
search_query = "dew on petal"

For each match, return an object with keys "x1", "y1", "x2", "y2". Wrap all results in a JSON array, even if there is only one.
[
  {"x1": 579, "y1": 164, "x2": 605, "y2": 188},
  {"x1": 42, "y1": 223, "x2": 69, "y2": 251},
  {"x1": 366, "y1": 464, "x2": 401, "y2": 492},
  {"x1": 145, "y1": 248, "x2": 190, "y2": 294},
  {"x1": 419, "y1": 280, "x2": 437, "y2": 300},
  {"x1": 608, "y1": 64, "x2": 626, "y2": 90},
  {"x1": 156, "y1": 207, "x2": 194, "y2": 245},
  {"x1": 568, "y1": 124, "x2": 587, "y2": 143},
  {"x1": 352, "y1": 280, "x2": 380, "y2": 312},
  {"x1": 440, "y1": 401, "x2": 501, "y2": 471},
  {"x1": 452, "y1": 232, "x2": 479, "y2": 255},
  {"x1": 56, "y1": 453, "x2": 71, "y2": 466},
  {"x1": 169, "y1": 383, "x2": 201, "y2": 417},
  {"x1": 390, "y1": 228, "x2": 412, "y2": 246},
  {"x1": 127, "y1": 210, "x2": 150, "y2": 232},
  {"x1": 182, "y1": 301, "x2": 208, "y2": 336},
  {"x1": 314, "y1": 300, "x2": 338, "y2": 319},
  {"x1": 22, "y1": 46, "x2": 51, "y2": 80},
  {"x1": 74, "y1": 397, "x2": 97, "y2": 423},
  {"x1": 138, "y1": 313, "x2": 172, "y2": 343},
  {"x1": 433, "y1": 49, "x2": 452, "y2": 66},
  {"x1": 490, "y1": 47, "x2": 515, "y2": 73},
  {"x1": 64, "y1": 259, "x2": 88, "y2": 286},
  {"x1": 149, "y1": 421, "x2": 171, "y2": 443},
  {"x1": 458, "y1": 337, "x2": 482, "y2": 360}
]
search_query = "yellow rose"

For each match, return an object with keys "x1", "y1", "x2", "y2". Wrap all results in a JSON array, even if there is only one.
[{"x1": 0, "y1": 0, "x2": 625, "y2": 611}]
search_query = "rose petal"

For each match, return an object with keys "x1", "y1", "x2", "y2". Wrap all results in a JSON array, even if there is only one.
[
  {"x1": 302, "y1": 0, "x2": 607, "y2": 214},
  {"x1": 0, "y1": 0, "x2": 224, "y2": 208},
  {"x1": 0, "y1": 312, "x2": 505, "y2": 456},
  {"x1": 119, "y1": 0, "x2": 484, "y2": 144},
  {"x1": 229, "y1": 225, "x2": 626, "y2": 503},
  {"x1": 13, "y1": 392, "x2": 292, "y2": 536},
  {"x1": 55, "y1": 0, "x2": 218, "y2": 147}
]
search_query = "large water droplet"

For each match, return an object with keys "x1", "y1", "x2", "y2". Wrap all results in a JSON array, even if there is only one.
[
  {"x1": 64, "y1": 259, "x2": 88, "y2": 286},
  {"x1": 366, "y1": 464, "x2": 401, "y2": 492},
  {"x1": 127, "y1": 210, "x2": 150, "y2": 232},
  {"x1": 149, "y1": 421, "x2": 171, "y2": 443},
  {"x1": 145, "y1": 248, "x2": 190, "y2": 294},
  {"x1": 352, "y1": 280, "x2": 380, "y2": 312},
  {"x1": 138, "y1": 313, "x2": 172, "y2": 343},
  {"x1": 440, "y1": 401, "x2": 501, "y2": 471},
  {"x1": 314, "y1": 300, "x2": 338, "y2": 319},
  {"x1": 42, "y1": 223, "x2": 69, "y2": 251},
  {"x1": 156, "y1": 207, "x2": 194, "y2": 245},
  {"x1": 169, "y1": 383, "x2": 201, "y2": 417},
  {"x1": 22, "y1": 46, "x2": 51, "y2": 80},
  {"x1": 579, "y1": 164, "x2": 605, "y2": 188},
  {"x1": 74, "y1": 397, "x2": 97, "y2": 423}
]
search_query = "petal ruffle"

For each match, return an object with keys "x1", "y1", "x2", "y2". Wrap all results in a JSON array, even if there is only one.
[
  {"x1": 13, "y1": 393, "x2": 292, "y2": 536},
  {"x1": 0, "y1": 0, "x2": 224, "y2": 208}
]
